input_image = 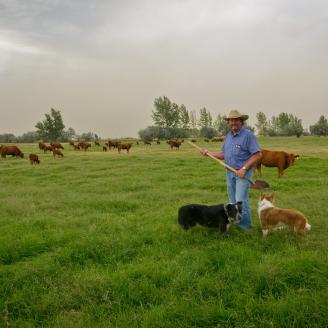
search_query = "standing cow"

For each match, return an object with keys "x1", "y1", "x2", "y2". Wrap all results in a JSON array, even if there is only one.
[{"x1": 255, "y1": 150, "x2": 299, "y2": 177}]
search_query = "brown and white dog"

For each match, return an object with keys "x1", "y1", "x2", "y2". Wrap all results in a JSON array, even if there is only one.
[{"x1": 258, "y1": 192, "x2": 311, "y2": 236}]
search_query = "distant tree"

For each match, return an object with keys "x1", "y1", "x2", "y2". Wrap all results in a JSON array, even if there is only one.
[
  {"x1": 0, "y1": 133, "x2": 17, "y2": 143},
  {"x1": 310, "y1": 115, "x2": 328, "y2": 136},
  {"x1": 244, "y1": 122, "x2": 255, "y2": 133},
  {"x1": 152, "y1": 96, "x2": 180, "y2": 128},
  {"x1": 268, "y1": 113, "x2": 303, "y2": 136},
  {"x1": 198, "y1": 107, "x2": 212, "y2": 128},
  {"x1": 16, "y1": 131, "x2": 39, "y2": 143},
  {"x1": 255, "y1": 112, "x2": 269, "y2": 135},
  {"x1": 79, "y1": 132, "x2": 98, "y2": 141},
  {"x1": 200, "y1": 127, "x2": 217, "y2": 139},
  {"x1": 138, "y1": 126, "x2": 190, "y2": 140},
  {"x1": 213, "y1": 114, "x2": 229, "y2": 136},
  {"x1": 60, "y1": 127, "x2": 77, "y2": 142},
  {"x1": 179, "y1": 104, "x2": 190, "y2": 129},
  {"x1": 35, "y1": 108, "x2": 65, "y2": 141},
  {"x1": 288, "y1": 115, "x2": 304, "y2": 137},
  {"x1": 189, "y1": 110, "x2": 197, "y2": 129}
]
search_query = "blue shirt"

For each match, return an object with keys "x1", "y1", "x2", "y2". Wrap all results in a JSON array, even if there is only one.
[{"x1": 221, "y1": 127, "x2": 261, "y2": 170}]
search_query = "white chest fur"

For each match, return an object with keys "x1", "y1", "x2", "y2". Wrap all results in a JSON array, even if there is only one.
[{"x1": 258, "y1": 199, "x2": 274, "y2": 218}]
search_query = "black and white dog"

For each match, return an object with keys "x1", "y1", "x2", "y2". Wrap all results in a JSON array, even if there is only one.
[{"x1": 178, "y1": 202, "x2": 242, "y2": 233}]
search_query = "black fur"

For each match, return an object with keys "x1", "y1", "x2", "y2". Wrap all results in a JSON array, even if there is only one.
[{"x1": 178, "y1": 202, "x2": 242, "y2": 233}]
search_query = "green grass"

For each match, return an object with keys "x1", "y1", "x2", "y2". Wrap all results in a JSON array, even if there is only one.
[{"x1": 0, "y1": 136, "x2": 327, "y2": 327}]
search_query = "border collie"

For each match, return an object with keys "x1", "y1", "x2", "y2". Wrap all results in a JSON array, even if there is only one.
[
  {"x1": 178, "y1": 202, "x2": 242, "y2": 233},
  {"x1": 258, "y1": 192, "x2": 311, "y2": 236}
]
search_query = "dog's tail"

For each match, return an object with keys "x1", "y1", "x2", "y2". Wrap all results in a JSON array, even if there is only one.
[{"x1": 305, "y1": 223, "x2": 311, "y2": 231}]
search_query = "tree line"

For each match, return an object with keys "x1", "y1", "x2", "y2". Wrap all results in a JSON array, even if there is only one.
[
  {"x1": 0, "y1": 102, "x2": 327, "y2": 143},
  {"x1": 138, "y1": 96, "x2": 328, "y2": 139},
  {"x1": 0, "y1": 108, "x2": 99, "y2": 143}
]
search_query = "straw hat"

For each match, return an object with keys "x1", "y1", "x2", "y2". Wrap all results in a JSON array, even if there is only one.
[{"x1": 224, "y1": 110, "x2": 249, "y2": 121}]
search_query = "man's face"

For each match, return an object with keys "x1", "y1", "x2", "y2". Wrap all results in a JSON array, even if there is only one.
[{"x1": 228, "y1": 118, "x2": 243, "y2": 133}]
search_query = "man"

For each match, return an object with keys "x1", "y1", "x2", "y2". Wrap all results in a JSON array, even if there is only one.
[{"x1": 201, "y1": 110, "x2": 262, "y2": 230}]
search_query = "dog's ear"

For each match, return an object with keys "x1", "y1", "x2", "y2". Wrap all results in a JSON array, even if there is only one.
[{"x1": 226, "y1": 203, "x2": 232, "y2": 210}]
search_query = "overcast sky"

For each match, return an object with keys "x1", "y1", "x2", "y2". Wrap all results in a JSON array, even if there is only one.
[{"x1": 1, "y1": 0, "x2": 327, "y2": 137}]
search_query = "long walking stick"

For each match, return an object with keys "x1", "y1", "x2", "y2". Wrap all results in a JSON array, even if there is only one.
[{"x1": 188, "y1": 141, "x2": 269, "y2": 190}]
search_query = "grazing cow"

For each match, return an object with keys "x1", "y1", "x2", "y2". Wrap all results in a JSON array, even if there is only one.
[
  {"x1": 255, "y1": 149, "x2": 300, "y2": 177},
  {"x1": 212, "y1": 136, "x2": 225, "y2": 142},
  {"x1": 50, "y1": 142, "x2": 64, "y2": 150},
  {"x1": 103, "y1": 146, "x2": 107, "y2": 152},
  {"x1": 191, "y1": 139, "x2": 197, "y2": 143},
  {"x1": 29, "y1": 154, "x2": 40, "y2": 165},
  {"x1": 38, "y1": 142, "x2": 46, "y2": 150},
  {"x1": 43, "y1": 145, "x2": 53, "y2": 153},
  {"x1": 95, "y1": 141, "x2": 100, "y2": 146},
  {"x1": 167, "y1": 140, "x2": 182, "y2": 150},
  {"x1": 53, "y1": 149, "x2": 63, "y2": 158},
  {"x1": 156, "y1": 139, "x2": 161, "y2": 144},
  {"x1": 73, "y1": 145, "x2": 80, "y2": 150},
  {"x1": 144, "y1": 140, "x2": 151, "y2": 145},
  {"x1": 204, "y1": 138, "x2": 209, "y2": 143},
  {"x1": 81, "y1": 142, "x2": 92, "y2": 151},
  {"x1": 1, "y1": 146, "x2": 24, "y2": 158},
  {"x1": 78, "y1": 142, "x2": 91, "y2": 151},
  {"x1": 69, "y1": 141, "x2": 75, "y2": 146},
  {"x1": 107, "y1": 140, "x2": 120, "y2": 149},
  {"x1": 118, "y1": 143, "x2": 132, "y2": 153}
]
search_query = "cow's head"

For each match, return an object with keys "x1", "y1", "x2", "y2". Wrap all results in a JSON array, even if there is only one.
[{"x1": 286, "y1": 153, "x2": 299, "y2": 167}]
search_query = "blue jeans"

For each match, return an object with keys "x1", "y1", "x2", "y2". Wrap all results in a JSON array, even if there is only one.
[{"x1": 226, "y1": 169, "x2": 253, "y2": 228}]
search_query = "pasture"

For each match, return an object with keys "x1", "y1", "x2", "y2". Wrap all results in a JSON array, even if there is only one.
[{"x1": 0, "y1": 137, "x2": 327, "y2": 327}]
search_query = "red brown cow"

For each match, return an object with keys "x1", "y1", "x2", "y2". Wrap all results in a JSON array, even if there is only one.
[
  {"x1": 29, "y1": 154, "x2": 40, "y2": 164},
  {"x1": 1, "y1": 146, "x2": 24, "y2": 158},
  {"x1": 43, "y1": 145, "x2": 53, "y2": 153},
  {"x1": 167, "y1": 140, "x2": 182, "y2": 150},
  {"x1": 118, "y1": 143, "x2": 132, "y2": 153},
  {"x1": 38, "y1": 142, "x2": 46, "y2": 150},
  {"x1": 255, "y1": 150, "x2": 300, "y2": 177},
  {"x1": 53, "y1": 149, "x2": 63, "y2": 158},
  {"x1": 212, "y1": 136, "x2": 225, "y2": 142},
  {"x1": 69, "y1": 141, "x2": 75, "y2": 146},
  {"x1": 73, "y1": 145, "x2": 80, "y2": 150},
  {"x1": 50, "y1": 142, "x2": 64, "y2": 150},
  {"x1": 78, "y1": 142, "x2": 91, "y2": 151}
]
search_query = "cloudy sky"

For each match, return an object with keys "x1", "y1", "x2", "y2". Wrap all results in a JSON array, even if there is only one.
[{"x1": 1, "y1": 0, "x2": 327, "y2": 138}]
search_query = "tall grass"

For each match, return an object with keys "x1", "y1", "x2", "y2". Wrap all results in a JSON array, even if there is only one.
[{"x1": 0, "y1": 137, "x2": 327, "y2": 327}]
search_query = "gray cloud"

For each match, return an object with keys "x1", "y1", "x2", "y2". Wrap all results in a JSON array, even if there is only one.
[{"x1": 0, "y1": 0, "x2": 328, "y2": 137}]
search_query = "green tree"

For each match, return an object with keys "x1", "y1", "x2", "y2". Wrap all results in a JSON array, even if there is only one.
[
  {"x1": 152, "y1": 96, "x2": 180, "y2": 128},
  {"x1": 310, "y1": 115, "x2": 328, "y2": 136},
  {"x1": 35, "y1": 108, "x2": 65, "y2": 141},
  {"x1": 288, "y1": 114, "x2": 304, "y2": 137},
  {"x1": 198, "y1": 107, "x2": 212, "y2": 128},
  {"x1": 189, "y1": 110, "x2": 197, "y2": 129},
  {"x1": 179, "y1": 104, "x2": 190, "y2": 129},
  {"x1": 255, "y1": 112, "x2": 269, "y2": 136},
  {"x1": 214, "y1": 114, "x2": 229, "y2": 136}
]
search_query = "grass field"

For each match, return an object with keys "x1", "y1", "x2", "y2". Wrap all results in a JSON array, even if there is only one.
[{"x1": 0, "y1": 136, "x2": 328, "y2": 327}]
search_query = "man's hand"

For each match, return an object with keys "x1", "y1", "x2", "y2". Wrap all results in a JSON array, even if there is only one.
[
  {"x1": 236, "y1": 168, "x2": 246, "y2": 178},
  {"x1": 200, "y1": 148, "x2": 209, "y2": 156}
]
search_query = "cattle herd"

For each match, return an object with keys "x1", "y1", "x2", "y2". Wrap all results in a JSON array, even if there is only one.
[{"x1": 0, "y1": 137, "x2": 300, "y2": 177}]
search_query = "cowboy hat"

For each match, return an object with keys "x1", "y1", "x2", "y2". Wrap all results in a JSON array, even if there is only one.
[{"x1": 224, "y1": 110, "x2": 249, "y2": 121}]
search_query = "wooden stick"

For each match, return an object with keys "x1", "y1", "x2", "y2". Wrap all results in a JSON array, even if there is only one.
[{"x1": 187, "y1": 141, "x2": 237, "y2": 174}]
